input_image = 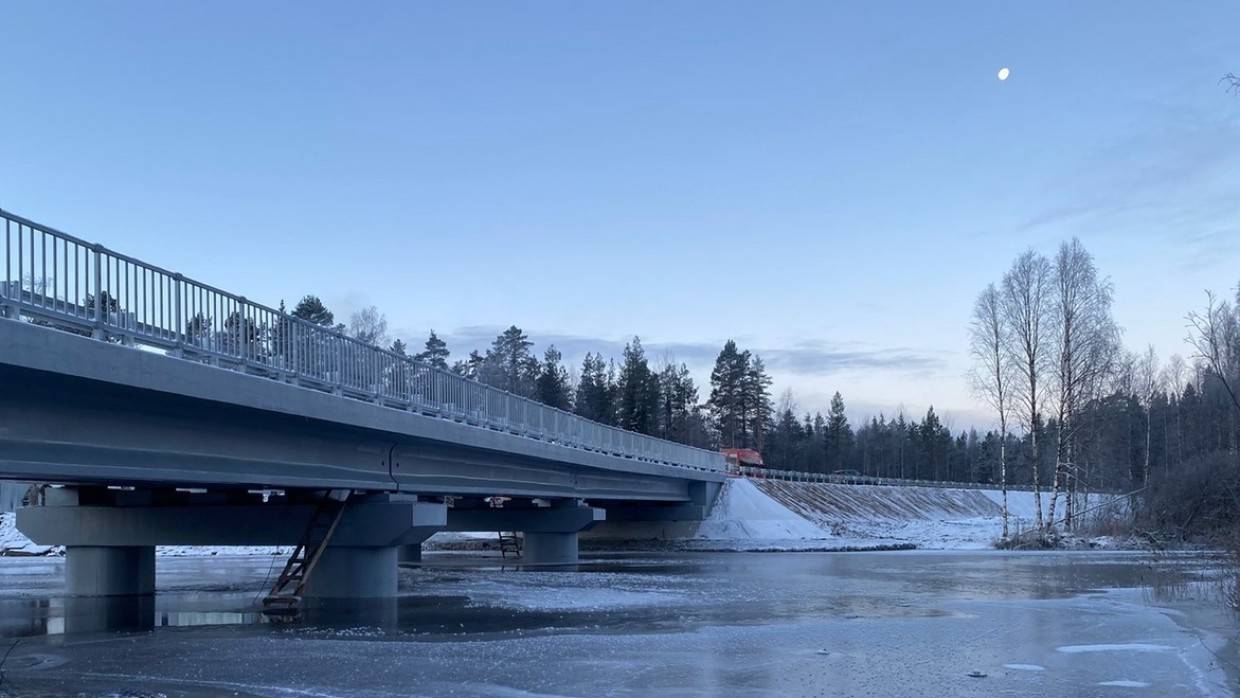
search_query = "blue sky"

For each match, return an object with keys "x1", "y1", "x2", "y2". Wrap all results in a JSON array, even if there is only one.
[{"x1": 4, "y1": 2, "x2": 1239, "y2": 428}]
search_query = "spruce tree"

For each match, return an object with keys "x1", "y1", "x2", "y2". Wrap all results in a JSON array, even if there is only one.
[
  {"x1": 743, "y1": 356, "x2": 773, "y2": 450},
  {"x1": 574, "y1": 353, "x2": 617, "y2": 425},
  {"x1": 658, "y1": 362, "x2": 699, "y2": 443},
  {"x1": 824, "y1": 391, "x2": 853, "y2": 471},
  {"x1": 535, "y1": 346, "x2": 573, "y2": 410},
  {"x1": 292, "y1": 295, "x2": 334, "y2": 327},
  {"x1": 617, "y1": 337, "x2": 660, "y2": 434}
]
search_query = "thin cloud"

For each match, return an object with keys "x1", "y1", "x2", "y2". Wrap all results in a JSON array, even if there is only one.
[
  {"x1": 1016, "y1": 111, "x2": 1240, "y2": 238},
  {"x1": 432, "y1": 327, "x2": 946, "y2": 376}
]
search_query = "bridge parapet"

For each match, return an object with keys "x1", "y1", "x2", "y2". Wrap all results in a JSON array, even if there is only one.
[{"x1": 0, "y1": 208, "x2": 724, "y2": 474}]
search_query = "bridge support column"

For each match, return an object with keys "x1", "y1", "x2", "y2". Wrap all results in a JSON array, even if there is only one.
[
  {"x1": 66, "y1": 545, "x2": 155, "y2": 596},
  {"x1": 306, "y1": 546, "x2": 398, "y2": 599},
  {"x1": 443, "y1": 498, "x2": 604, "y2": 565},
  {"x1": 522, "y1": 532, "x2": 580, "y2": 564}
]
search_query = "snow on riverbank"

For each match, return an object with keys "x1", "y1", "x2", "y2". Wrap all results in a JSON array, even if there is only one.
[
  {"x1": 0, "y1": 513, "x2": 53, "y2": 555},
  {"x1": 686, "y1": 479, "x2": 1119, "y2": 551}
]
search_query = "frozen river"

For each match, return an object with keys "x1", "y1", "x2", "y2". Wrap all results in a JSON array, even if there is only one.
[{"x1": 0, "y1": 550, "x2": 1233, "y2": 696}]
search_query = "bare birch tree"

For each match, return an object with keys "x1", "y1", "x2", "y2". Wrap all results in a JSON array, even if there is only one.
[
  {"x1": 1136, "y1": 345, "x2": 1161, "y2": 485},
  {"x1": 1001, "y1": 250, "x2": 1052, "y2": 531},
  {"x1": 1187, "y1": 291, "x2": 1240, "y2": 414},
  {"x1": 970, "y1": 283, "x2": 1013, "y2": 538},
  {"x1": 1162, "y1": 353, "x2": 1188, "y2": 466},
  {"x1": 1046, "y1": 239, "x2": 1118, "y2": 530}
]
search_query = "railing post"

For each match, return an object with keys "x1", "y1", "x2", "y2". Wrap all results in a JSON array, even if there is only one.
[
  {"x1": 237, "y1": 296, "x2": 248, "y2": 367},
  {"x1": 287, "y1": 318, "x2": 298, "y2": 383},
  {"x1": 172, "y1": 273, "x2": 183, "y2": 357},
  {"x1": 333, "y1": 338, "x2": 343, "y2": 396},
  {"x1": 91, "y1": 245, "x2": 104, "y2": 340}
]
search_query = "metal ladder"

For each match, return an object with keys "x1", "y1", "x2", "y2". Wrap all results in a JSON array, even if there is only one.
[
  {"x1": 262, "y1": 491, "x2": 349, "y2": 618},
  {"x1": 498, "y1": 531, "x2": 522, "y2": 559}
]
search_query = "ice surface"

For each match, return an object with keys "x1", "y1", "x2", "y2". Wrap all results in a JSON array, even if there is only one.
[{"x1": 1056, "y1": 643, "x2": 1175, "y2": 653}]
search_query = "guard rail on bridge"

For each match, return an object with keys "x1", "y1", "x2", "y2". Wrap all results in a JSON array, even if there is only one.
[
  {"x1": 0, "y1": 209, "x2": 725, "y2": 474},
  {"x1": 733, "y1": 465, "x2": 1045, "y2": 492}
]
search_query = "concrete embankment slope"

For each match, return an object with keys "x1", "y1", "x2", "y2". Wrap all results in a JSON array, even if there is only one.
[
  {"x1": 749, "y1": 480, "x2": 1065, "y2": 550},
  {"x1": 592, "y1": 478, "x2": 1093, "y2": 551}
]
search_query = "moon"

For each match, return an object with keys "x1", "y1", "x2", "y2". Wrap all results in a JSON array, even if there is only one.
[{"x1": 997, "y1": 67, "x2": 1011, "y2": 81}]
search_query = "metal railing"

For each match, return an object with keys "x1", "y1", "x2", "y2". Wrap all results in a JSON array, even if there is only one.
[
  {"x1": 732, "y1": 465, "x2": 1044, "y2": 492},
  {"x1": 0, "y1": 209, "x2": 725, "y2": 474}
]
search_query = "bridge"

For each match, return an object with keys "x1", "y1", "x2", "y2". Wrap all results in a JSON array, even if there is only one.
[{"x1": 0, "y1": 209, "x2": 725, "y2": 599}]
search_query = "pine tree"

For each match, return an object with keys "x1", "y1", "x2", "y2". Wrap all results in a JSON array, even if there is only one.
[
  {"x1": 389, "y1": 338, "x2": 408, "y2": 356},
  {"x1": 535, "y1": 346, "x2": 573, "y2": 410},
  {"x1": 414, "y1": 330, "x2": 450, "y2": 369},
  {"x1": 479, "y1": 326, "x2": 539, "y2": 397},
  {"x1": 708, "y1": 340, "x2": 747, "y2": 448}
]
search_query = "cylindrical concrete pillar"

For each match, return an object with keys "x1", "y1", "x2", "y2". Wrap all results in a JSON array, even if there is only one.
[
  {"x1": 396, "y1": 544, "x2": 422, "y2": 564},
  {"x1": 305, "y1": 546, "x2": 397, "y2": 598},
  {"x1": 66, "y1": 546, "x2": 155, "y2": 596},
  {"x1": 522, "y1": 532, "x2": 579, "y2": 564}
]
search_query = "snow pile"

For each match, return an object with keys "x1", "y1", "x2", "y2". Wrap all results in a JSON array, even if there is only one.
[
  {"x1": 695, "y1": 479, "x2": 828, "y2": 541},
  {"x1": 0, "y1": 513, "x2": 54, "y2": 556}
]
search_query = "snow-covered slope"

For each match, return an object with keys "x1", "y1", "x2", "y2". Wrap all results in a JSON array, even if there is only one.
[
  {"x1": 748, "y1": 481, "x2": 1109, "y2": 550},
  {"x1": 694, "y1": 478, "x2": 826, "y2": 541}
]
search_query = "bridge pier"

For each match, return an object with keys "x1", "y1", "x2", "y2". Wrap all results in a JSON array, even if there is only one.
[
  {"x1": 19, "y1": 489, "x2": 447, "y2": 599},
  {"x1": 521, "y1": 532, "x2": 580, "y2": 564},
  {"x1": 444, "y1": 498, "x2": 604, "y2": 565},
  {"x1": 66, "y1": 545, "x2": 155, "y2": 596},
  {"x1": 308, "y1": 546, "x2": 399, "y2": 598}
]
